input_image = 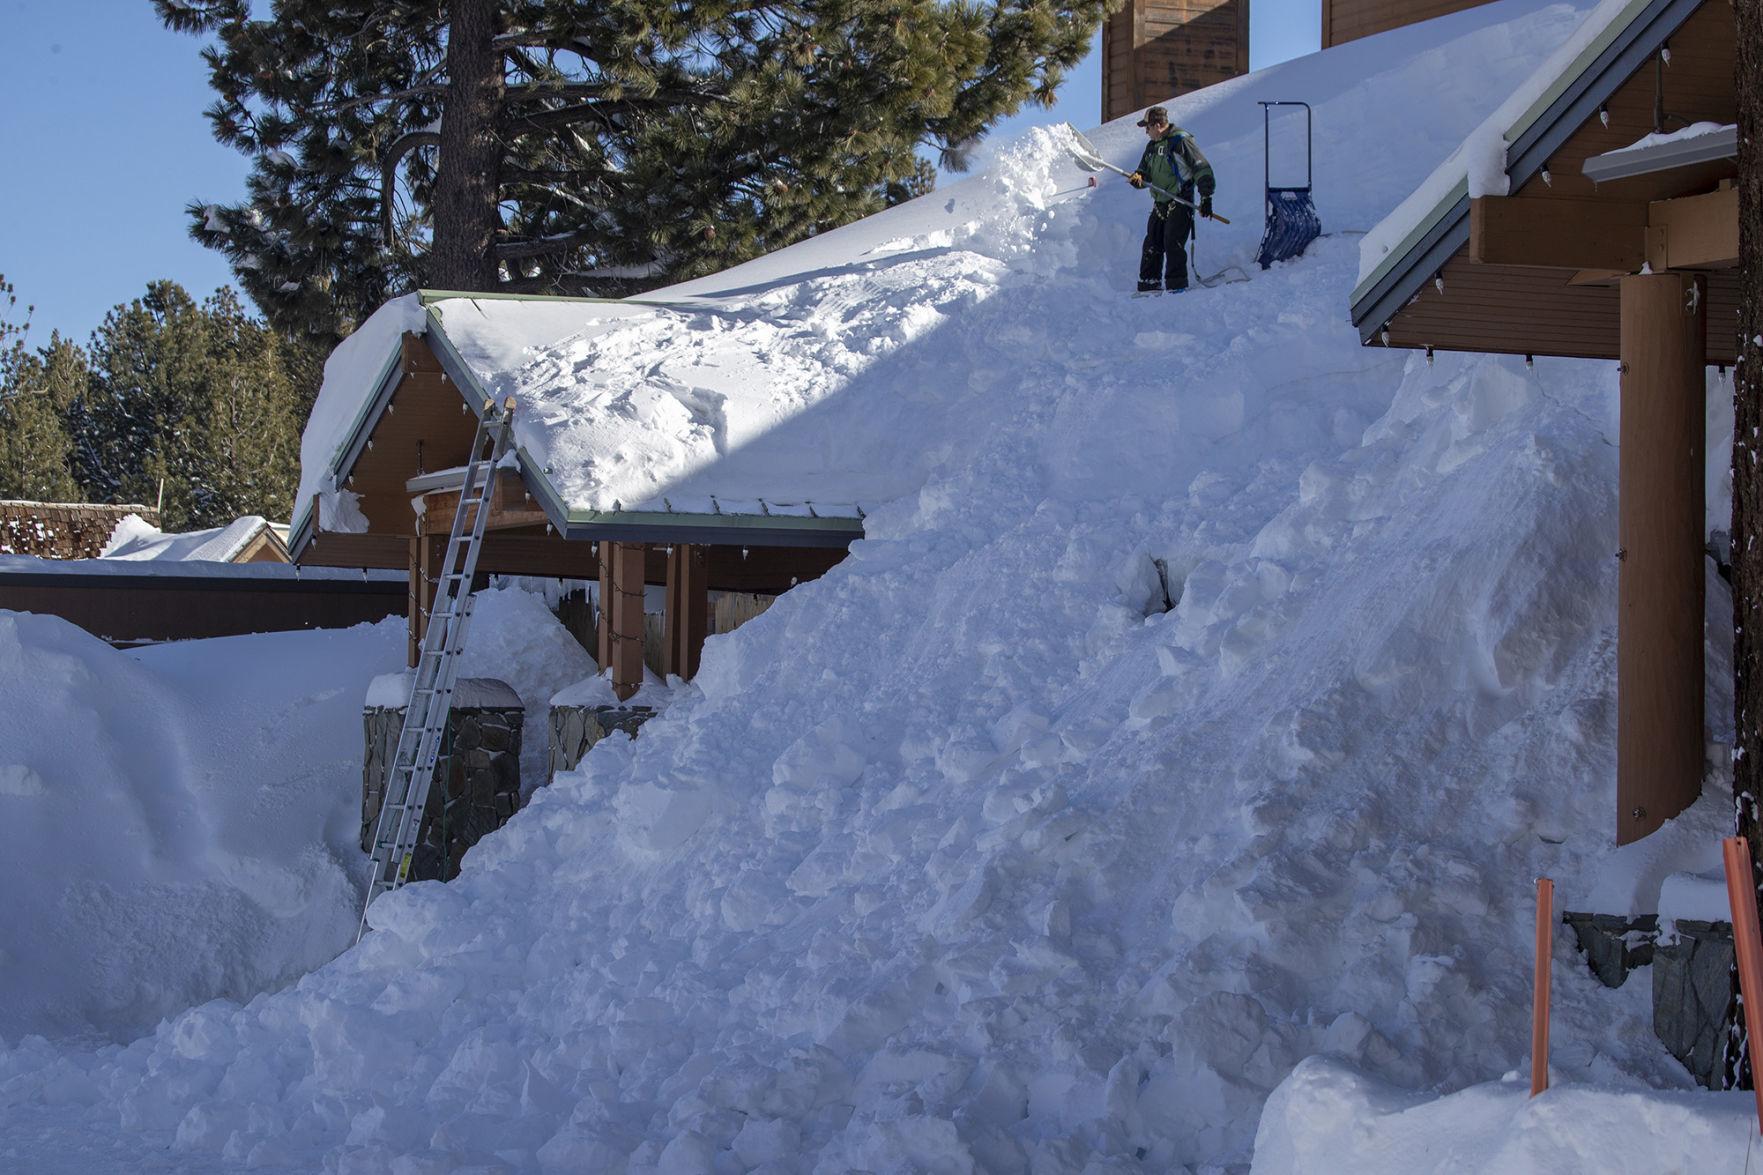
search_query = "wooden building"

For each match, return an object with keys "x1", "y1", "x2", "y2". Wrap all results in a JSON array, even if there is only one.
[
  {"x1": 1321, "y1": 0, "x2": 1497, "y2": 48},
  {"x1": 290, "y1": 292, "x2": 862, "y2": 701},
  {"x1": 1102, "y1": 0, "x2": 1250, "y2": 123},
  {"x1": 1350, "y1": 0, "x2": 1738, "y2": 843}
]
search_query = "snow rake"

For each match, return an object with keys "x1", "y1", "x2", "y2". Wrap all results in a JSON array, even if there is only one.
[
  {"x1": 357, "y1": 396, "x2": 516, "y2": 943},
  {"x1": 1062, "y1": 124, "x2": 1231, "y2": 225},
  {"x1": 1255, "y1": 101, "x2": 1322, "y2": 269}
]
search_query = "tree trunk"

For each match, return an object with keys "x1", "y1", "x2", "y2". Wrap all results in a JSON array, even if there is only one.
[
  {"x1": 1727, "y1": 0, "x2": 1763, "y2": 1091},
  {"x1": 429, "y1": 0, "x2": 504, "y2": 292}
]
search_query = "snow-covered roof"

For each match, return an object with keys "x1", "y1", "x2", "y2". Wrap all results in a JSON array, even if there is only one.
[
  {"x1": 293, "y1": 182, "x2": 1047, "y2": 552},
  {"x1": 100, "y1": 514, "x2": 286, "y2": 564},
  {"x1": 1349, "y1": 0, "x2": 1701, "y2": 339}
]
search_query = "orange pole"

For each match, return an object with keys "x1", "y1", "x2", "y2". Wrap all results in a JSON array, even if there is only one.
[
  {"x1": 1721, "y1": 837, "x2": 1763, "y2": 1134},
  {"x1": 1530, "y1": 876, "x2": 1553, "y2": 1097}
]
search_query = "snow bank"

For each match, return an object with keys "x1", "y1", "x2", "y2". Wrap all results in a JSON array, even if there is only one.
[
  {"x1": 1253, "y1": 1056, "x2": 1754, "y2": 1173},
  {"x1": 0, "y1": 588, "x2": 587, "y2": 1045},
  {"x1": 0, "y1": 612, "x2": 404, "y2": 1042},
  {"x1": 1, "y1": 3, "x2": 1725, "y2": 1171}
]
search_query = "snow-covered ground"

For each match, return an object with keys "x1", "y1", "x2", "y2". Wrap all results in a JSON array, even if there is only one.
[{"x1": 0, "y1": 0, "x2": 1749, "y2": 1169}]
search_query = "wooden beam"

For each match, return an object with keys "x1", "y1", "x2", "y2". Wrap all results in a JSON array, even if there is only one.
[
  {"x1": 414, "y1": 469, "x2": 550, "y2": 533},
  {"x1": 301, "y1": 531, "x2": 411, "y2": 570},
  {"x1": 664, "y1": 544, "x2": 709, "y2": 680},
  {"x1": 597, "y1": 543, "x2": 613, "y2": 671},
  {"x1": 1617, "y1": 272, "x2": 1706, "y2": 845},
  {"x1": 1647, "y1": 183, "x2": 1739, "y2": 270},
  {"x1": 1469, "y1": 195, "x2": 1647, "y2": 271}
]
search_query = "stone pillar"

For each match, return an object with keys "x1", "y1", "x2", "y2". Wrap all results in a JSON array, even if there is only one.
[
  {"x1": 1617, "y1": 272, "x2": 1706, "y2": 843},
  {"x1": 548, "y1": 703, "x2": 656, "y2": 781},
  {"x1": 362, "y1": 677, "x2": 524, "y2": 882}
]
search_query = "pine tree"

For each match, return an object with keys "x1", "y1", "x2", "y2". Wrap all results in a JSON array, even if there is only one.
[
  {"x1": 156, "y1": 0, "x2": 1109, "y2": 341},
  {"x1": 0, "y1": 334, "x2": 87, "y2": 503},
  {"x1": 0, "y1": 275, "x2": 84, "y2": 503},
  {"x1": 193, "y1": 288, "x2": 301, "y2": 525},
  {"x1": 73, "y1": 281, "x2": 307, "y2": 529}
]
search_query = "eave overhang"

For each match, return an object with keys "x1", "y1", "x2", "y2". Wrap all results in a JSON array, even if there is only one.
[{"x1": 1349, "y1": 0, "x2": 1703, "y2": 346}]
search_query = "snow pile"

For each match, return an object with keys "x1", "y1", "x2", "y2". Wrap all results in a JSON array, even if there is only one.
[
  {"x1": 99, "y1": 513, "x2": 278, "y2": 562},
  {"x1": 0, "y1": 612, "x2": 403, "y2": 1043},
  {"x1": 0, "y1": 589, "x2": 585, "y2": 1045},
  {"x1": 1, "y1": 2, "x2": 1736, "y2": 1170},
  {"x1": 1252, "y1": 1057, "x2": 1756, "y2": 1174}
]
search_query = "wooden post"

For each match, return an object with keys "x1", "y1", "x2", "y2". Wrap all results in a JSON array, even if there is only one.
[
  {"x1": 406, "y1": 536, "x2": 422, "y2": 668},
  {"x1": 1617, "y1": 272, "x2": 1706, "y2": 843},
  {"x1": 1530, "y1": 876, "x2": 1554, "y2": 1097},
  {"x1": 414, "y1": 531, "x2": 443, "y2": 658},
  {"x1": 1723, "y1": 837, "x2": 1763, "y2": 1132},
  {"x1": 606, "y1": 541, "x2": 646, "y2": 702},
  {"x1": 596, "y1": 544, "x2": 612, "y2": 671},
  {"x1": 664, "y1": 544, "x2": 710, "y2": 680}
]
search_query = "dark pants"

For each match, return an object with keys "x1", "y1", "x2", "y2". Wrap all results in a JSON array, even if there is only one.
[{"x1": 1139, "y1": 202, "x2": 1193, "y2": 291}]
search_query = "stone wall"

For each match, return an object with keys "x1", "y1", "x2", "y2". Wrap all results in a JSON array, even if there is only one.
[
  {"x1": 549, "y1": 704, "x2": 654, "y2": 781},
  {"x1": 1566, "y1": 909, "x2": 1738, "y2": 1090},
  {"x1": 363, "y1": 678, "x2": 523, "y2": 883},
  {"x1": 0, "y1": 501, "x2": 158, "y2": 558}
]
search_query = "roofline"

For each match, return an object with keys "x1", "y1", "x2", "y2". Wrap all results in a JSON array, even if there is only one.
[
  {"x1": 287, "y1": 337, "x2": 411, "y2": 560},
  {"x1": 418, "y1": 287, "x2": 697, "y2": 311},
  {"x1": 1350, "y1": 0, "x2": 1703, "y2": 344},
  {"x1": 1349, "y1": 0, "x2": 1659, "y2": 305},
  {"x1": 293, "y1": 296, "x2": 870, "y2": 560}
]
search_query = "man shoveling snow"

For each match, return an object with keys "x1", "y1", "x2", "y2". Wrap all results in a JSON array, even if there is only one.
[{"x1": 1128, "y1": 106, "x2": 1217, "y2": 294}]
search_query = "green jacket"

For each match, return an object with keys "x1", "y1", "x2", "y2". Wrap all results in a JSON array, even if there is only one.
[{"x1": 1136, "y1": 128, "x2": 1215, "y2": 206}]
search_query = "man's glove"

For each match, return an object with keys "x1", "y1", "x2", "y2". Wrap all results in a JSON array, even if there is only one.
[
  {"x1": 1199, "y1": 195, "x2": 1213, "y2": 218},
  {"x1": 1128, "y1": 172, "x2": 1146, "y2": 189}
]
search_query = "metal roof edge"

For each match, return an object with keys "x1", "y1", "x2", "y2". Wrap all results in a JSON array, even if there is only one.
[
  {"x1": 563, "y1": 510, "x2": 863, "y2": 549},
  {"x1": 1582, "y1": 122, "x2": 1737, "y2": 182},
  {"x1": 1349, "y1": 176, "x2": 1469, "y2": 312}
]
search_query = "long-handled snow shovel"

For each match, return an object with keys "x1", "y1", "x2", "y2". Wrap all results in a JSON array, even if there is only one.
[{"x1": 1063, "y1": 124, "x2": 1231, "y2": 224}]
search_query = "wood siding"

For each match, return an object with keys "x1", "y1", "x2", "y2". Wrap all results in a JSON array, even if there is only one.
[
  {"x1": 1102, "y1": 0, "x2": 1250, "y2": 123},
  {"x1": 1322, "y1": 0, "x2": 1496, "y2": 48}
]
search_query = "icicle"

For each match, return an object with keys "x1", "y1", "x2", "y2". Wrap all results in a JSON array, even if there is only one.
[
  {"x1": 1661, "y1": 43, "x2": 1671, "y2": 64},
  {"x1": 1541, "y1": 166, "x2": 1552, "y2": 187},
  {"x1": 1380, "y1": 325, "x2": 1391, "y2": 346},
  {"x1": 1426, "y1": 346, "x2": 1436, "y2": 366},
  {"x1": 1599, "y1": 105, "x2": 1610, "y2": 127},
  {"x1": 1433, "y1": 275, "x2": 1445, "y2": 295}
]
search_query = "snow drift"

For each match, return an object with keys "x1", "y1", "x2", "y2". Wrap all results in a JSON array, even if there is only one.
[{"x1": 0, "y1": 0, "x2": 1734, "y2": 1170}]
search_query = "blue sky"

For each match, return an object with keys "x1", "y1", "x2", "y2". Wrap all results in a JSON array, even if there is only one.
[{"x1": 0, "y1": 1, "x2": 1319, "y2": 345}]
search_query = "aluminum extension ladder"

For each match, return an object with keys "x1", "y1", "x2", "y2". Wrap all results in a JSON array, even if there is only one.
[{"x1": 357, "y1": 396, "x2": 516, "y2": 941}]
